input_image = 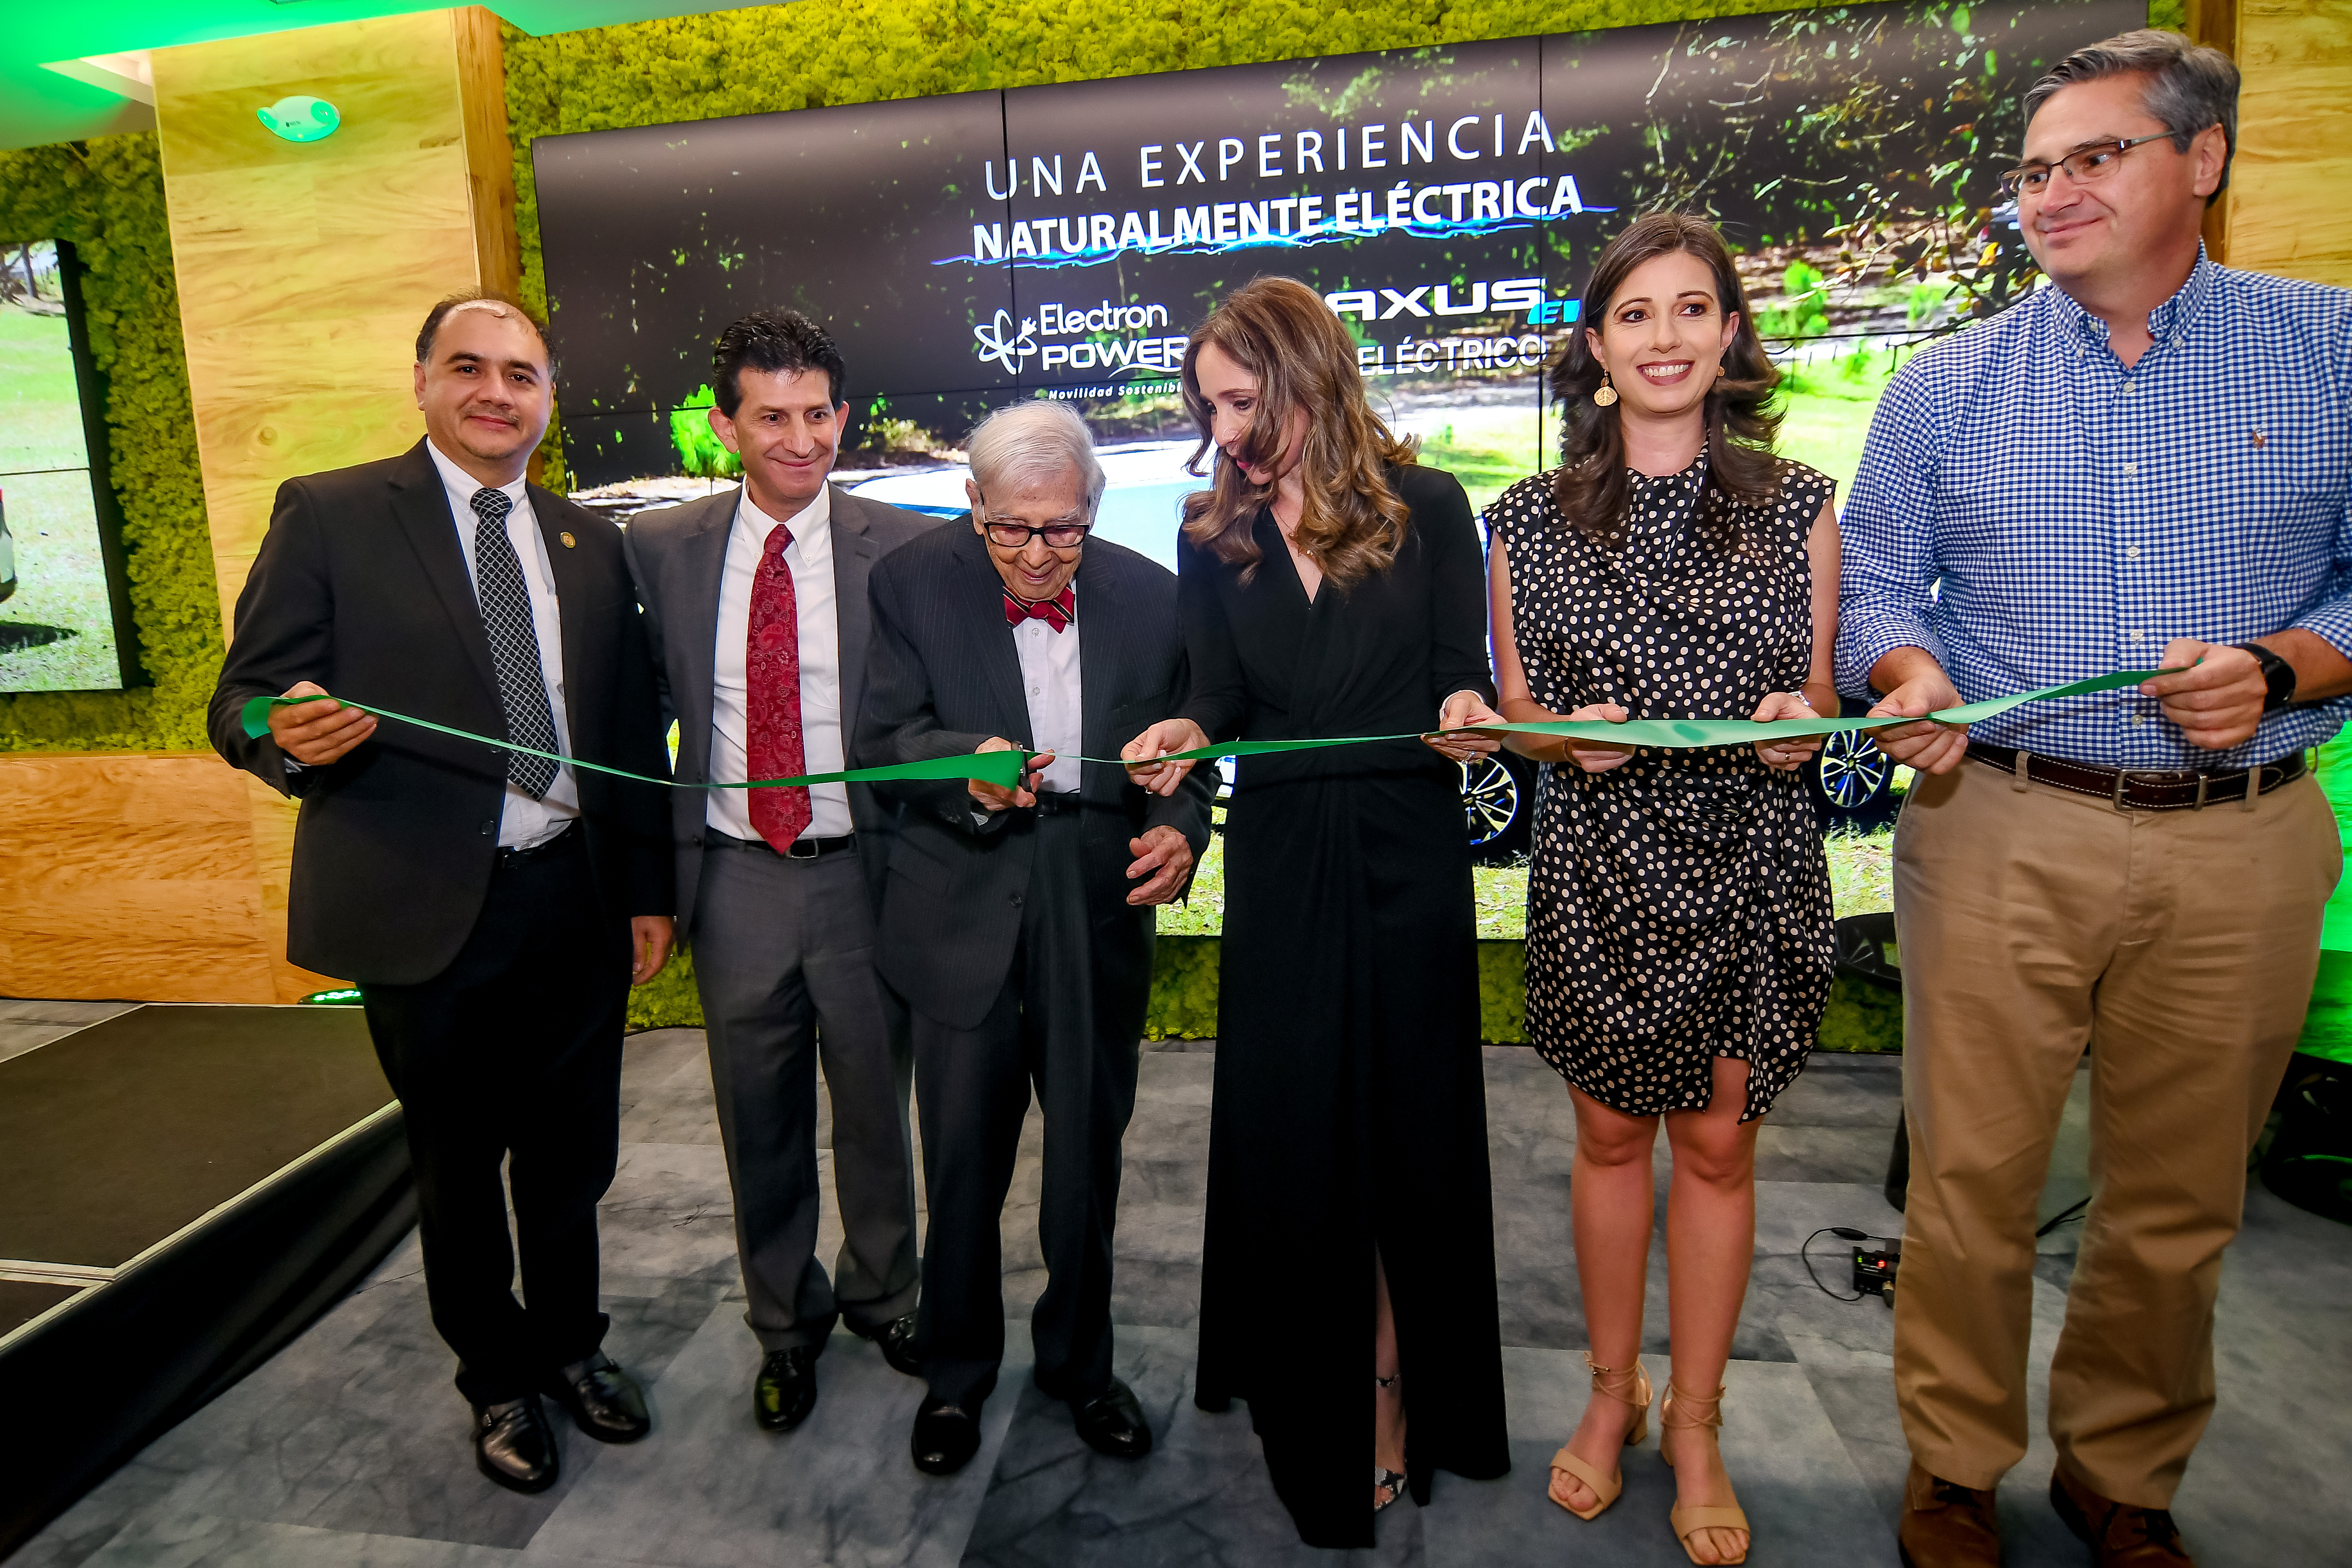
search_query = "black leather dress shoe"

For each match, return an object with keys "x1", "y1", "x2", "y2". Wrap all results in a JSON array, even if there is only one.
[
  {"x1": 911, "y1": 1396, "x2": 982, "y2": 1475},
  {"x1": 1070, "y1": 1377, "x2": 1152, "y2": 1459},
  {"x1": 845, "y1": 1311, "x2": 922, "y2": 1377},
  {"x1": 543, "y1": 1351, "x2": 650, "y2": 1443},
  {"x1": 754, "y1": 1346, "x2": 820, "y2": 1432},
  {"x1": 473, "y1": 1395, "x2": 558, "y2": 1494}
]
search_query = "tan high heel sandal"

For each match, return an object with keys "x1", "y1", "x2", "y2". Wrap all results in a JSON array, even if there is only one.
[
  {"x1": 1546, "y1": 1353, "x2": 1652, "y2": 1520},
  {"x1": 1660, "y1": 1382, "x2": 1750, "y2": 1565}
]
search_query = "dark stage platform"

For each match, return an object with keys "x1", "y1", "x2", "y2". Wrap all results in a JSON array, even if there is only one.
[{"x1": 0, "y1": 1004, "x2": 412, "y2": 1558}]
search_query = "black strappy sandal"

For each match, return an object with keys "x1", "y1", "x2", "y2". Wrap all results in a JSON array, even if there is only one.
[{"x1": 1374, "y1": 1370, "x2": 1407, "y2": 1513}]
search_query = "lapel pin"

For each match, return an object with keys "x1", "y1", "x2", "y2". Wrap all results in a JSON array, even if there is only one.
[{"x1": 560, "y1": 531, "x2": 577, "y2": 548}]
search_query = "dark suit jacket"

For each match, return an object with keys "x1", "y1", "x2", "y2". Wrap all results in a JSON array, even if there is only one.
[
  {"x1": 854, "y1": 521, "x2": 1213, "y2": 1030},
  {"x1": 622, "y1": 482, "x2": 937, "y2": 937},
  {"x1": 208, "y1": 440, "x2": 672, "y2": 986}
]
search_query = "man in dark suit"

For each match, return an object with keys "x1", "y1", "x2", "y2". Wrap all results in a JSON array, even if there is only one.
[
  {"x1": 623, "y1": 311, "x2": 932, "y2": 1433},
  {"x1": 855, "y1": 400, "x2": 1212, "y2": 1475},
  {"x1": 209, "y1": 291, "x2": 674, "y2": 1494}
]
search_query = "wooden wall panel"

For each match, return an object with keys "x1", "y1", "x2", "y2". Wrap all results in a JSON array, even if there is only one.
[
  {"x1": 152, "y1": 7, "x2": 517, "y2": 627},
  {"x1": 0, "y1": 9, "x2": 515, "y2": 1007},
  {"x1": 0, "y1": 756, "x2": 336, "y2": 1003},
  {"x1": 2224, "y1": 0, "x2": 2352, "y2": 286}
]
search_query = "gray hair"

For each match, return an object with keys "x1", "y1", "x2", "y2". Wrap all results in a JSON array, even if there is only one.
[
  {"x1": 966, "y1": 400, "x2": 1107, "y2": 517},
  {"x1": 2022, "y1": 29, "x2": 2239, "y2": 202}
]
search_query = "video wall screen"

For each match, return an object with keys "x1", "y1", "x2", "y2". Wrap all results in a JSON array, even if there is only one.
[
  {"x1": 0, "y1": 239, "x2": 136, "y2": 692},
  {"x1": 534, "y1": 0, "x2": 2139, "y2": 564}
]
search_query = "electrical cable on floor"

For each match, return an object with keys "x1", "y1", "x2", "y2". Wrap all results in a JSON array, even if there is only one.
[
  {"x1": 2035, "y1": 1195, "x2": 2090, "y2": 1238},
  {"x1": 1802, "y1": 1226, "x2": 1897, "y2": 1302},
  {"x1": 1808, "y1": 1199, "x2": 2089, "y2": 1307}
]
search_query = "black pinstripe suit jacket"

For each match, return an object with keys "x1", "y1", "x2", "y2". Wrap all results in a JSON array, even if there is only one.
[{"x1": 854, "y1": 520, "x2": 1213, "y2": 1029}]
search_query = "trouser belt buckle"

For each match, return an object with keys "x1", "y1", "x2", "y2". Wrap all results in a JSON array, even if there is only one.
[
  {"x1": 785, "y1": 838, "x2": 821, "y2": 859},
  {"x1": 2109, "y1": 769, "x2": 2189, "y2": 812}
]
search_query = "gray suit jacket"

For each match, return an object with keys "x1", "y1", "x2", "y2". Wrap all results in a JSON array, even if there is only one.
[
  {"x1": 854, "y1": 521, "x2": 1213, "y2": 1030},
  {"x1": 623, "y1": 481, "x2": 937, "y2": 937}
]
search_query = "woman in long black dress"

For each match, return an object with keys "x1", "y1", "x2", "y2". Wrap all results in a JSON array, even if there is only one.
[
  {"x1": 1486, "y1": 213, "x2": 1838, "y2": 1566},
  {"x1": 1124, "y1": 277, "x2": 1511, "y2": 1547}
]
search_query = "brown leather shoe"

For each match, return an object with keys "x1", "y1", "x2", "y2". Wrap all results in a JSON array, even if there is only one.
[
  {"x1": 1898, "y1": 1462, "x2": 2000, "y2": 1568},
  {"x1": 2050, "y1": 1464, "x2": 2196, "y2": 1566}
]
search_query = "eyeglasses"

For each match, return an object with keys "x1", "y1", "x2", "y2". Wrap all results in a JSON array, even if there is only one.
[
  {"x1": 978, "y1": 503, "x2": 1090, "y2": 550},
  {"x1": 1999, "y1": 133, "x2": 2175, "y2": 198}
]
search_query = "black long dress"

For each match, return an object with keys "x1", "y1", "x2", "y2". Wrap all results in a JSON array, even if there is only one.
[{"x1": 1182, "y1": 463, "x2": 1509, "y2": 1548}]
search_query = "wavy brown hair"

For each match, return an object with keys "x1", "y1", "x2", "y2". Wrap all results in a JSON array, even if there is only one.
[
  {"x1": 1179, "y1": 276, "x2": 1418, "y2": 589},
  {"x1": 1547, "y1": 212, "x2": 1782, "y2": 554}
]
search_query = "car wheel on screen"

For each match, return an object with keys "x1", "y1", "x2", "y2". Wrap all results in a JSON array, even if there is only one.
[
  {"x1": 1465, "y1": 752, "x2": 1535, "y2": 865},
  {"x1": 1810, "y1": 724, "x2": 1897, "y2": 829}
]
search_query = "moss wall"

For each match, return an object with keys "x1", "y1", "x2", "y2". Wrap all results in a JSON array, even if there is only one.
[{"x1": 0, "y1": 135, "x2": 218, "y2": 753}]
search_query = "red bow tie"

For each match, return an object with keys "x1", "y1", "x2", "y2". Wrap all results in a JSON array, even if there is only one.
[{"x1": 1003, "y1": 586, "x2": 1074, "y2": 632}]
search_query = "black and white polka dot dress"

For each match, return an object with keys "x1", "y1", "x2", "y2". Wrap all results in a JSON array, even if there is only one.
[{"x1": 1488, "y1": 451, "x2": 1835, "y2": 1122}]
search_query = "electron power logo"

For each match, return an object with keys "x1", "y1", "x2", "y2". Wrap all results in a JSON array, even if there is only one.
[{"x1": 972, "y1": 278, "x2": 1572, "y2": 380}]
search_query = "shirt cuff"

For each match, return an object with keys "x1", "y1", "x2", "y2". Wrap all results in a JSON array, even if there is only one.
[
  {"x1": 1835, "y1": 613, "x2": 1946, "y2": 698},
  {"x1": 2291, "y1": 600, "x2": 2352, "y2": 665}
]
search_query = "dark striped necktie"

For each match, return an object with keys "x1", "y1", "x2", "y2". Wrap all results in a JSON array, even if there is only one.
[{"x1": 468, "y1": 487, "x2": 561, "y2": 799}]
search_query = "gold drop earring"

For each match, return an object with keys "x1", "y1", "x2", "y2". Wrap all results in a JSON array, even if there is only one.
[{"x1": 1592, "y1": 370, "x2": 1618, "y2": 408}]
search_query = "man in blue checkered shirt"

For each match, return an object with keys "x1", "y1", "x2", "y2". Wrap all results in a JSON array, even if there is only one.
[{"x1": 1835, "y1": 30, "x2": 2351, "y2": 1568}]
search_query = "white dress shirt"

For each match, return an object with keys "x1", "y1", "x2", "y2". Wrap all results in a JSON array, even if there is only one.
[
  {"x1": 1013, "y1": 591, "x2": 1083, "y2": 795},
  {"x1": 707, "y1": 483, "x2": 853, "y2": 841},
  {"x1": 426, "y1": 440, "x2": 579, "y2": 850}
]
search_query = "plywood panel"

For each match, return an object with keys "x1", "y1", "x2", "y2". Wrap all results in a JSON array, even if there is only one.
[
  {"x1": 2227, "y1": 0, "x2": 2352, "y2": 287},
  {"x1": 35, "y1": 7, "x2": 519, "y2": 1006},
  {"x1": 151, "y1": 7, "x2": 513, "y2": 629},
  {"x1": 0, "y1": 755, "x2": 338, "y2": 1004},
  {"x1": 454, "y1": 4, "x2": 522, "y2": 299}
]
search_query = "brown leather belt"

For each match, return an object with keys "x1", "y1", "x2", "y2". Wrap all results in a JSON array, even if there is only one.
[{"x1": 1964, "y1": 741, "x2": 2304, "y2": 811}]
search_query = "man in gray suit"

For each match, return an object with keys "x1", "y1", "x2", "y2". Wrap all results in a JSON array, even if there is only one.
[
  {"x1": 623, "y1": 311, "x2": 931, "y2": 1433},
  {"x1": 856, "y1": 401, "x2": 1212, "y2": 1476}
]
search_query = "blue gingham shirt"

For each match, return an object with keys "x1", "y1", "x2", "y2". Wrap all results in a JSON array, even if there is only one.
[{"x1": 1836, "y1": 252, "x2": 2352, "y2": 770}]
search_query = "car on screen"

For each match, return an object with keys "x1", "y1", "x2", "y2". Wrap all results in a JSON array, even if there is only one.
[
  {"x1": 851, "y1": 445, "x2": 1536, "y2": 862},
  {"x1": 848, "y1": 439, "x2": 1202, "y2": 569}
]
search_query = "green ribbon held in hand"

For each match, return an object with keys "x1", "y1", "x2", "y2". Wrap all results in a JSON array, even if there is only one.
[
  {"x1": 1116, "y1": 670, "x2": 2174, "y2": 767},
  {"x1": 239, "y1": 693, "x2": 1034, "y2": 791},
  {"x1": 242, "y1": 669, "x2": 2170, "y2": 792}
]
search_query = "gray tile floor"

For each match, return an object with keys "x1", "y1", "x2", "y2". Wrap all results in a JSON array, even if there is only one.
[{"x1": 10, "y1": 1019, "x2": 2349, "y2": 1566}]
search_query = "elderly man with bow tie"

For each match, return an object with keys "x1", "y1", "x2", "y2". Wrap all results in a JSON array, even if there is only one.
[{"x1": 854, "y1": 400, "x2": 1213, "y2": 1477}]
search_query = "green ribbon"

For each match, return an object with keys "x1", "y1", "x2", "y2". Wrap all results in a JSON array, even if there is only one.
[
  {"x1": 242, "y1": 669, "x2": 2168, "y2": 791},
  {"x1": 240, "y1": 693, "x2": 1033, "y2": 790},
  {"x1": 1129, "y1": 670, "x2": 2170, "y2": 763}
]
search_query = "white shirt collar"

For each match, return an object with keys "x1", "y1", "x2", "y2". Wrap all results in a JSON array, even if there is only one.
[
  {"x1": 425, "y1": 439, "x2": 527, "y2": 513},
  {"x1": 736, "y1": 479, "x2": 831, "y2": 550}
]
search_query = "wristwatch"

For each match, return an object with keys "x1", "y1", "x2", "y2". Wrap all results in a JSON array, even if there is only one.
[{"x1": 2233, "y1": 642, "x2": 2297, "y2": 712}]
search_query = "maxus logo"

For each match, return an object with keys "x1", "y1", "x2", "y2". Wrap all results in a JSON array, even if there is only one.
[{"x1": 1325, "y1": 277, "x2": 1545, "y2": 320}]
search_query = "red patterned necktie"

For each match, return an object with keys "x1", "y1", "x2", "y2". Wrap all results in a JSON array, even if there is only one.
[
  {"x1": 745, "y1": 525, "x2": 811, "y2": 850},
  {"x1": 1003, "y1": 586, "x2": 1075, "y2": 632}
]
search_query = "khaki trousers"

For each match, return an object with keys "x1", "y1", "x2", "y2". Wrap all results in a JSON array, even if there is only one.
[{"x1": 1890, "y1": 756, "x2": 2339, "y2": 1506}]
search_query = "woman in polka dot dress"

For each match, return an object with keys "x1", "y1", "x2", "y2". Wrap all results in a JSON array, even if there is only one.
[{"x1": 1486, "y1": 213, "x2": 1838, "y2": 1567}]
